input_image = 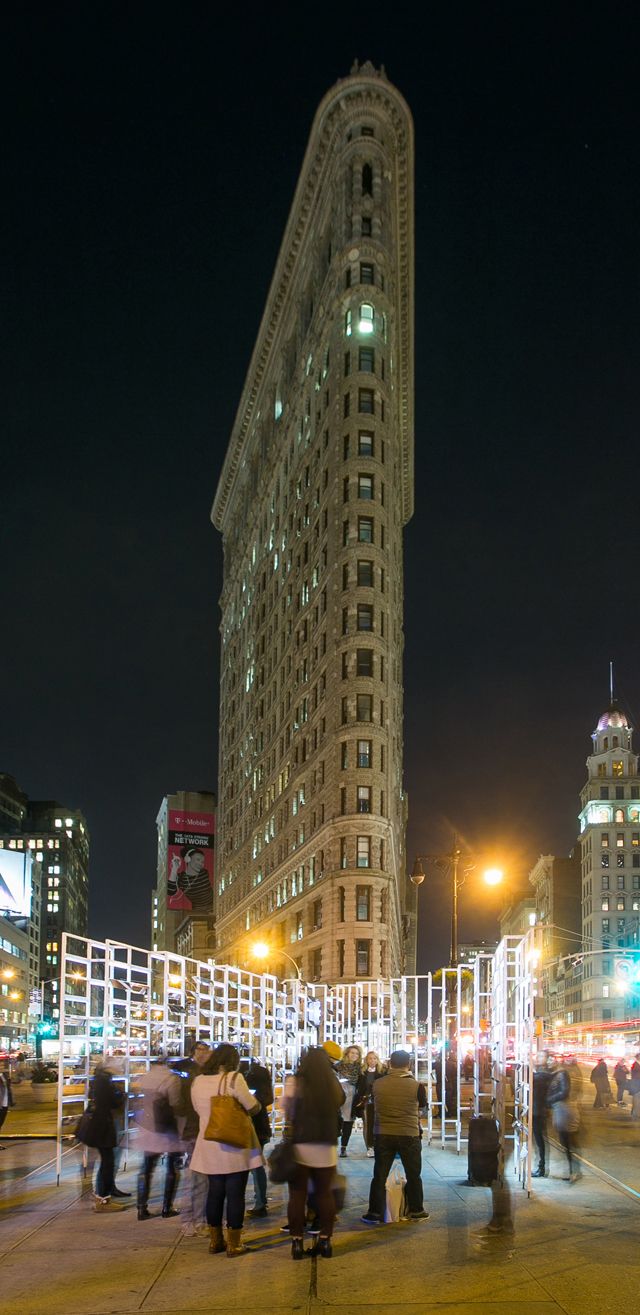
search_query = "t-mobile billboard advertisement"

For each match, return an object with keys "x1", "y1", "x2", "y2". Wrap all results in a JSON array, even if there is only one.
[
  {"x1": 166, "y1": 809, "x2": 214, "y2": 912},
  {"x1": 0, "y1": 849, "x2": 32, "y2": 917}
]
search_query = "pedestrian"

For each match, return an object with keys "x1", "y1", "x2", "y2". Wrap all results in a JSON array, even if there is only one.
[
  {"x1": 355, "y1": 1051, "x2": 386, "y2": 1157},
  {"x1": 88, "y1": 1059, "x2": 130, "y2": 1212},
  {"x1": 174, "y1": 1040, "x2": 213, "y2": 1236},
  {"x1": 132, "y1": 1057, "x2": 183, "y2": 1220},
  {"x1": 631, "y1": 1054, "x2": 640, "y2": 1082},
  {"x1": 361, "y1": 1049, "x2": 429, "y2": 1225},
  {"x1": 0, "y1": 1068, "x2": 14, "y2": 1146},
  {"x1": 336, "y1": 1045, "x2": 362, "y2": 1157},
  {"x1": 243, "y1": 1054, "x2": 274, "y2": 1217},
  {"x1": 284, "y1": 1046, "x2": 345, "y2": 1260},
  {"x1": 613, "y1": 1058, "x2": 629, "y2": 1106},
  {"x1": 628, "y1": 1066, "x2": 640, "y2": 1120},
  {"x1": 589, "y1": 1058, "x2": 612, "y2": 1109},
  {"x1": 531, "y1": 1052, "x2": 552, "y2": 1177},
  {"x1": 547, "y1": 1061, "x2": 581, "y2": 1182},
  {"x1": 190, "y1": 1042, "x2": 263, "y2": 1257}
]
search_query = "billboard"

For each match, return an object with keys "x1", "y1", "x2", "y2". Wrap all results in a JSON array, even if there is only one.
[
  {"x1": 0, "y1": 849, "x2": 32, "y2": 917},
  {"x1": 166, "y1": 809, "x2": 214, "y2": 913}
]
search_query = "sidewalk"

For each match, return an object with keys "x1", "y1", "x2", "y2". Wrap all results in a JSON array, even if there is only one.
[{"x1": 0, "y1": 1132, "x2": 637, "y2": 1315}]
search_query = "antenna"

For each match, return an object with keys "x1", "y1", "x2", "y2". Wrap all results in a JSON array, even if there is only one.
[{"x1": 609, "y1": 660, "x2": 615, "y2": 706}]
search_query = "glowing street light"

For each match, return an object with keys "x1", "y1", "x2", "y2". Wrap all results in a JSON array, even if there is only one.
[
  {"x1": 410, "y1": 839, "x2": 505, "y2": 967},
  {"x1": 251, "y1": 941, "x2": 303, "y2": 981}
]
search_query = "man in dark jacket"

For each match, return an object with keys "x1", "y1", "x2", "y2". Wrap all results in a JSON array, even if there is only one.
[
  {"x1": 531, "y1": 1053, "x2": 552, "y2": 1177},
  {"x1": 243, "y1": 1057, "x2": 274, "y2": 1217},
  {"x1": 89, "y1": 1061, "x2": 128, "y2": 1211},
  {"x1": 361, "y1": 1050, "x2": 428, "y2": 1224},
  {"x1": 174, "y1": 1040, "x2": 212, "y2": 1235}
]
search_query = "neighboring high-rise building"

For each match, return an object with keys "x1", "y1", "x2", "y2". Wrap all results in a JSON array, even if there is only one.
[
  {"x1": 528, "y1": 852, "x2": 581, "y2": 1026},
  {"x1": 0, "y1": 781, "x2": 89, "y2": 1034},
  {"x1": 152, "y1": 790, "x2": 215, "y2": 955},
  {"x1": 578, "y1": 703, "x2": 640, "y2": 1023},
  {"x1": 211, "y1": 64, "x2": 415, "y2": 982},
  {"x1": 0, "y1": 915, "x2": 29, "y2": 1050}
]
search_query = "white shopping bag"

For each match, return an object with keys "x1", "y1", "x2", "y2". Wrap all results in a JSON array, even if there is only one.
[{"x1": 384, "y1": 1165, "x2": 407, "y2": 1222}]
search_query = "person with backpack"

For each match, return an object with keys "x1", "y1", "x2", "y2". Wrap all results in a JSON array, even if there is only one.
[{"x1": 131, "y1": 1057, "x2": 183, "y2": 1220}]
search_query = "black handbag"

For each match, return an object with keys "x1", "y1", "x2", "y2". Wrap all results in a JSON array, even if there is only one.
[
  {"x1": 267, "y1": 1139, "x2": 298, "y2": 1184},
  {"x1": 75, "y1": 1104, "x2": 99, "y2": 1148}
]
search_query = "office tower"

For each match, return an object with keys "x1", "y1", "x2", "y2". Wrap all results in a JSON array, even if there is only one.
[{"x1": 212, "y1": 63, "x2": 415, "y2": 981}]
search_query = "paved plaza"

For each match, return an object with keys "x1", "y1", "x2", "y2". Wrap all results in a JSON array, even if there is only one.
[{"x1": 1, "y1": 1125, "x2": 638, "y2": 1315}]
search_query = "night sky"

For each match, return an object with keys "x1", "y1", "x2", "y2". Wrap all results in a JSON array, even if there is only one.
[{"x1": 4, "y1": 4, "x2": 640, "y2": 969}]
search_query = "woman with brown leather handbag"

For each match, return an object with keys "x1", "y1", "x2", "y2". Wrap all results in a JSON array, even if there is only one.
[{"x1": 190, "y1": 1043, "x2": 263, "y2": 1256}]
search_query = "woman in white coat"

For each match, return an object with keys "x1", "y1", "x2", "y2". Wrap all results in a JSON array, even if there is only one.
[{"x1": 191, "y1": 1043, "x2": 263, "y2": 1256}]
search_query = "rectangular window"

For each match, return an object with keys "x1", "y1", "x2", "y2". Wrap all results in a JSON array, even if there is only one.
[
  {"x1": 343, "y1": 475, "x2": 349, "y2": 503},
  {"x1": 361, "y1": 216, "x2": 372, "y2": 236},
  {"x1": 356, "y1": 939, "x2": 371, "y2": 974},
  {"x1": 601, "y1": 896, "x2": 610, "y2": 911},
  {"x1": 618, "y1": 896, "x2": 626, "y2": 911},
  {"x1": 358, "y1": 430, "x2": 374, "y2": 456},
  {"x1": 601, "y1": 853, "x2": 609, "y2": 868},
  {"x1": 356, "y1": 694, "x2": 373, "y2": 722},
  {"x1": 357, "y1": 604, "x2": 373, "y2": 631},
  {"x1": 597, "y1": 763, "x2": 607, "y2": 777},
  {"x1": 356, "y1": 648, "x2": 373, "y2": 676},
  {"x1": 358, "y1": 473, "x2": 374, "y2": 499},
  {"x1": 612, "y1": 761, "x2": 624, "y2": 776},
  {"x1": 340, "y1": 841, "x2": 347, "y2": 871},
  {"x1": 601, "y1": 833, "x2": 609, "y2": 847},
  {"x1": 343, "y1": 434, "x2": 350, "y2": 460},
  {"x1": 340, "y1": 786, "x2": 347, "y2": 815},
  {"x1": 358, "y1": 738, "x2": 372, "y2": 768},
  {"x1": 602, "y1": 918, "x2": 610, "y2": 933},
  {"x1": 358, "y1": 388, "x2": 374, "y2": 415},
  {"x1": 358, "y1": 346, "x2": 374, "y2": 372},
  {"x1": 356, "y1": 886, "x2": 371, "y2": 920},
  {"x1": 357, "y1": 786, "x2": 371, "y2": 814},
  {"x1": 602, "y1": 874, "x2": 610, "y2": 889},
  {"x1": 617, "y1": 833, "x2": 625, "y2": 847},
  {"x1": 342, "y1": 607, "x2": 349, "y2": 636},
  {"x1": 341, "y1": 695, "x2": 348, "y2": 725},
  {"x1": 360, "y1": 262, "x2": 374, "y2": 284},
  {"x1": 358, "y1": 516, "x2": 374, "y2": 543},
  {"x1": 341, "y1": 741, "x2": 348, "y2": 770},
  {"x1": 357, "y1": 835, "x2": 371, "y2": 868},
  {"x1": 343, "y1": 520, "x2": 349, "y2": 547},
  {"x1": 337, "y1": 939, "x2": 345, "y2": 974},
  {"x1": 343, "y1": 392, "x2": 350, "y2": 418},
  {"x1": 342, "y1": 651, "x2": 349, "y2": 679},
  {"x1": 357, "y1": 560, "x2": 374, "y2": 587},
  {"x1": 312, "y1": 947, "x2": 322, "y2": 978}
]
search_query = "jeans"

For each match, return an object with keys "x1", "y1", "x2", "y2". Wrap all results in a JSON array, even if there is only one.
[
  {"x1": 532, "y1": 1114, "x2": 547, "y2": 1170},
  {"x1": 182, "y1": 1140, "x2": 209, "y2": 1224},
  {"x1": 95, "y1": 1146, "x2": 115, "y2": 1198},
  {"x1": 368, "y1": 1134, "x2": 423, "y2": 1217},
  {"x1": 287, "y1": 1163, "x2": 336, "y2": 1238},
  {"x1": 206, "y1": 1170, "x2": 249, "y2": 1229},
  {"x1": 251, "y1": 1165, "x2": 268, "y2": 1208}
]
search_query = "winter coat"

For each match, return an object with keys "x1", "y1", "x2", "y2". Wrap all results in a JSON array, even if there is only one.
[
  {"x1": 190, "y1": 1071, "x2": 264, "y2": 1174},
  {"x1": 590, "y1": 1062, "x2": 611, "y2": 1096},
  {"x1": 131, "y1": 1064, "x2": 183, "y2": 1154},
  {"x1": 532, "y1": 1067, "x2": 552, "y2": 1116},
  {"x1": 244, "y1": 1061, "x2": 274, "y2": 1147},
  {"x1": 172, "y1": 1057, "x2": 208, "y2": 1142},
  {"x1": 88, "y1": 1067, "x2": 124, "y2": 1150},
  {"x1": 290, "y1": 1070, "x2": 345, "y2": 1145}
]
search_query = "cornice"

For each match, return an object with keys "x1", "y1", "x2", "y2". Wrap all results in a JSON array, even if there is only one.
[{"x1": 211, "y1": 69, "x2": 414, "y2": 533}]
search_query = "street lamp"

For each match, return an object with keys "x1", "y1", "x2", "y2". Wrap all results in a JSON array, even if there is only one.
[
  {"x1": 251, "y1": 940, "x2": 303, "y2": 982},
  {"x1": 410, "y1": 838, "x2": 504, "y2": 967}
]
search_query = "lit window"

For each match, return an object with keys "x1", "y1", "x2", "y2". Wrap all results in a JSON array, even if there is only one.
[
  {"x1": 356, "y1": 836, "x2": 371, "y2": 868},
  {"x1": 345, "y1": 308, "x2": 352, "y2": 337},
  {"x1": 359, "y1": 303, "x2": 374, "y2": 334},
  {"x1": 617, "y1": 833, "x2": 625, "y2": 847},
  {"x1": 358, "y1": 739, "x2": 372, "y2": 768},
  {"x1": 612, "y1": 761, "x2": 624, "y2": 777},
  {"x1": 357, "y1": 786, "x2": 371, "y2": 814},
  {"x1": 601, "y1": 896, "x2": 609, "y2": 911}
]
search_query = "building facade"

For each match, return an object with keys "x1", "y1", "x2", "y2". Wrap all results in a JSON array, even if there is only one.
[
  {"x1": 211, "y1": 64, "x2": 415, "y2": 982},
  {"x1": 528, "y1": 852, "x2": 581, "y2": 1027},
  {"x1": 152, "y1": 790, "x2": 216, "y2": 955},
  {"x1": 0, "y1": 915, "x2": 29, "y2": 1050},
  {"x1": 578, "y1": 705, "x2": 640, "y2": 1023},
  {"x1": 0, "y1": 780, "x2": 89, "y2": 1036}
]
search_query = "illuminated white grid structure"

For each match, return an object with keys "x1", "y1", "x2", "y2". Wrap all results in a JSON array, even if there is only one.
[{"x1": 56, "y1": 933, "x2": 539, "y2": 1188}]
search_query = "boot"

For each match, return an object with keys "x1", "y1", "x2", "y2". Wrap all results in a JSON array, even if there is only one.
[
  {"x1": 209, "y1": 1225, "x2": 226, "y2": 1254},
  {"x1": 137, "y1": 1159, "x2": 153, "y2": 1219},
  {"x1": 162, "y1": 1157, "x2": 180, "y2": 1216},
  {"x1": 94, "y1": 1195, "x2": 126, "y2": 1212},
  {"x1": 226, "y1": 1226, "x2": 250, "y2": 1256},
  {"x1": 291, "y1": 1237, "x2": 305, "y2": 1260}
]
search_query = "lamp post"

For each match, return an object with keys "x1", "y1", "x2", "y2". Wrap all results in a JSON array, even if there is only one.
[
  {"x1": 251, "y1": 941, "x2": 303, "y2": 982},
  {"x1": 410, "y1": 841, "x2": 504, "y2": 967}
]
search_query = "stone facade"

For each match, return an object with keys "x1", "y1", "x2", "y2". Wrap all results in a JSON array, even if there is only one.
[
  {"x1": 578, "y1": 705, "x2": 640, "y2": 1023},
  {"x1": 211, "y1": 65, "x2": 415, "y2": 982}
]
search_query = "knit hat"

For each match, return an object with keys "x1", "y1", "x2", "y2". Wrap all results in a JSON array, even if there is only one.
[{"x1": 322, "y1": 1040, "x2": 342, "y2": 1061}]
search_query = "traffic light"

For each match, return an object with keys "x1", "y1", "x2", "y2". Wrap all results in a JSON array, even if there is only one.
[
  {"x1": 36, "y1": 1018, "x2": 58, "y2": 1039},
  {"x1": 614, "y1": 956, "x2": 640, "y2": 986}
]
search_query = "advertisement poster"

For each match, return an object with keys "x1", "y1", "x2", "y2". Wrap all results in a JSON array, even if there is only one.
[
  {"x1": 166, "y1": 809, "x2": 214, "y2": 912},
  {"x1": 0, "y1": 849, "x2": 32, "y2": 917}
]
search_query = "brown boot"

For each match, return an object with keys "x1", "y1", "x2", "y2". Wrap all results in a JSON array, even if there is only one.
[
  {"x1": 209, "y1": 1225, "x2": 225, "y2": 1254},
  {"x1": 226, "y1": 1227, "x2": 250, "y2": 1256}
]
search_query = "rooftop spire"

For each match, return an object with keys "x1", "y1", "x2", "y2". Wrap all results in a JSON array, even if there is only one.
[{"x1": 609, "y1": 659, "x2": 615, "y2": 707}]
